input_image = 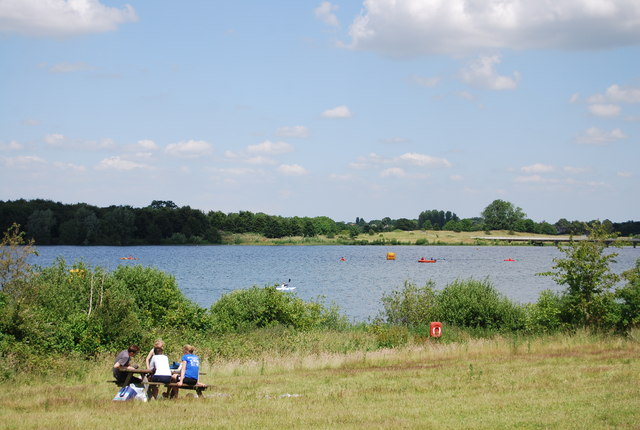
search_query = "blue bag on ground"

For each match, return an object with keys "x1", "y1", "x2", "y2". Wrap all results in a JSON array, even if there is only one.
[{"x1": 113, "y1": 385, "x2": 137, "y2": 401}]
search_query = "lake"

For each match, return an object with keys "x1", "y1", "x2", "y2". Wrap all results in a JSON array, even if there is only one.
[{"x1": 31, "y1": 245, "x2": 639, "y2": 322}]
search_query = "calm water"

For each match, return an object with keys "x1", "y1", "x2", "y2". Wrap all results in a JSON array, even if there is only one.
[{"x1": 32, "y1": 245, "x2": 639, "y2": 322}]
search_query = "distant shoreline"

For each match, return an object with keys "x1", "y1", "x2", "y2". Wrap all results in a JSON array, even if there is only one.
[{"x1": 218, "y1": 230, "x2": 638, "y2": 247}]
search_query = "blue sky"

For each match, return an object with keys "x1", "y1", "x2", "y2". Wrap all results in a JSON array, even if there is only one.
[{"x1": 1, "y1": 0, "x2": 638, "y2": 223}]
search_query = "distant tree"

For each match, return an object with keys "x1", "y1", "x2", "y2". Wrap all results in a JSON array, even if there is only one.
[
  {"x1": 535, "y1": 221, "x2": 557, "y2": 235},
  {"x1": 26, "y1": 209, "x2": 57, "y2": 245},
  {"x1": 481, "y1": 200, "x2": 526, "y2": 231},
  {"x1": 100, "y1": 206, "x2": 136, "y2": 245},
  {"x1": 303, "y1": 219, "x2": 317, "y2": 237},
  {"x1": 514, "y1": 218, "x2": 536, "y2": 233},
  {"x1": 443, "y1": 220, "x2": 460, "y2": 232},
  {"x1": 149, "y1": 200, "x2": 177, "y2": 209},
  {"x1": 555, "y1": 218, "x2": 571, "y2": 234},
  {"x1": 395, "y1": 218, "x2": 418, "y2": 231}
]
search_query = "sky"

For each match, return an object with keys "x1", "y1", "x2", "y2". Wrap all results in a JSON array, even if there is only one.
[{"x1": 1, "y1": 0, "x2": 639, "y2": 224}]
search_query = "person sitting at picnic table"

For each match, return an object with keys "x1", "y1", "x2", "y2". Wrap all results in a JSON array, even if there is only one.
[
  {"x1": 171, "y1": 344, "x2": 200, "y2": 398},
  {"x1": 145, "y1": 339, "x2": 165, "y2": 369},
  {"x1": 113, "y1": 345, "x2": 142, "y2": 385},
  {"x1": 148, "y1": 345, "x2": 173, "y2": 399}
]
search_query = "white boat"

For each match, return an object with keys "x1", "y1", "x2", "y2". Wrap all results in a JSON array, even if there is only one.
[{"x1": 276, "y1": 279, "x2": 295, "y2": 291}]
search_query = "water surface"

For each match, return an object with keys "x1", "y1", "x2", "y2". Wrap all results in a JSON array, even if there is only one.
[{"x1": 32, "y1": 245, "x2": 638, "y2": 321}]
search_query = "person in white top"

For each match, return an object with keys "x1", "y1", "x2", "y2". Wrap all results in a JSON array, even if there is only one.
[{"x1": 148, "y1": 345, "x2": 173, "y2": 399}]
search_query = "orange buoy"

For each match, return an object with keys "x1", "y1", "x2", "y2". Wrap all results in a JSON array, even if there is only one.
[
  {"x1": 386, "y1": 252, "x2": 396, "y2": 260},
  {"x1": 430, "y1": 322, "x2": 442, "y2": 338},
  {"x1": 504, "y1": 258, "x2": 516, "y2": 262}
]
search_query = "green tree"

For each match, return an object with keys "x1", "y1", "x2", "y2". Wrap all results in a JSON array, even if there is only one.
[
  {"x1": 539, "y1": 222, "x2": 620, "y2": 327},
  {"x1": 26, "y1": 209, "x2": 57, "y2": 244},
  {"x1": 615, "y1": 259, "x2": 640, "y2": 329},
  {"x1": 481, "y1": 199, "x2": 526, "y2": 231}
]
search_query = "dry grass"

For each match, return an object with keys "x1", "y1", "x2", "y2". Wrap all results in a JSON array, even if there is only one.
[
  {"x1": 1, "y1": 332, "x2": 639, "y2": 429},
  {"x1": 222, "y1": 230, "x2": 578, "y2": 246}
]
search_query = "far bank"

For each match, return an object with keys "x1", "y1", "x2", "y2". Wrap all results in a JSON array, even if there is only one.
[{"x1": 220, "y1": 229, "x2": 638, "y2": 246}]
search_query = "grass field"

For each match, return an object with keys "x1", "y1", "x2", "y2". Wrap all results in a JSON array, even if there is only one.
[
  {"x1": 2, "y1": 331, "x2": 638, "y2": 429},
  {"x1": 221, "y1": 230, "x2": 582, "y2": 246}
]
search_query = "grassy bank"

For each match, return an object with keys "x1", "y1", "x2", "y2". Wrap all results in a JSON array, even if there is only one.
[
  {"x1": 221, "y1": 230, "x2": 583, "y2": 246},
  {"x1": 1, "y1": 331, "x2": 638, "y2": 429}
]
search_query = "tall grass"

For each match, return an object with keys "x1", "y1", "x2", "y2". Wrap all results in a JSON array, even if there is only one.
[{"x1": 1, "y1": 330, "x2": 638, "y2": 429}]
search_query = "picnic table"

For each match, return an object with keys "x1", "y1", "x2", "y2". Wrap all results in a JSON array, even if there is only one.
[
  {"x1": 115, "y1": 367, "x2": 154, "y2": 386},
  {"x1": 111, "y1": 368, "x2": 208, "y2": 398}
]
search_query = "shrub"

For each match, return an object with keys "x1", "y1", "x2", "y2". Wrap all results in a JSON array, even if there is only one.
[
  {"x1": 523, "y1": 289, "x2": 565, "y2": 333},
  {"x1": 379, "y1": 281, "x2": 437, "y2": 327},
  {"x1": 436, "y1": 279, "x2": 524, "y2": 331},
  {"x1": 616, "y1": 258, "x2": 640, "y2": 330},
  {"x1": 539, "y1": 222, "x2": 620, "y2": 326},
  {"x1": 209, "y1": 286, "x2": 347, "y2": 333},
  {"x1": 369, "y1": 323, "x2": 410, "y2": 348}
]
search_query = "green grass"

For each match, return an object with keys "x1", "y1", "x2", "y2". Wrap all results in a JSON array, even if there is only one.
[{"x1": 1, "y1": 330, "x2": 639, "y2": 429}]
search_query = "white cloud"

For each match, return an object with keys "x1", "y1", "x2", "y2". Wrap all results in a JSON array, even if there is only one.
[
  {"x1": 322, "y1": 105, "x2": 352, "y2": 118},
  {"x1": 606, "y1": 84, "x2": 640, "y2": 103},
  {"x1": 575, "y1": 127, "x2": 626, "y2": 145},
  {"x1": 213, "y1": 167, "x2": 259, "y2": 177},
  {"x1": 0, "y1": 0, "x2": 138, "y2": 37},
  {"x1": 450, "y1": 175, "x2": 464, "y2": 181},
  {"x1": 458, "y1": 91, "x2": 478, "y2": 102},
  {"x1": 618, "y1": 171, "x2": 633, "y2": 178},
  {"x1": 569, "y1": 93, "x2": 580, "y2": 103},
  {"x1": 43, "y1": 133, "x2": 115, "y2": 150},
  {"x1": 95, "y1": 156, "x2": 147, "y2": 171},
  {"x1": 136, "y1": 139, "x2": 158, "y2": 151},
  {"x1": 461, "y1": 55, "x2": 520, "y2": 90},
  {"x1": 247, "y1": 140, "x2": 293, "y2": 154},
  {"x1": 589, "y1": 84, "x2": 640, "y2": 104},
  {"x1": 380, "y1": 167, "x2": 406, "y2": 178},
  {"x1": 44, "y1": 133, "x2": 66, "y2": 146},
  {"x1": 588, "y1": 103, "x2": 621, "y2": 117},
  {"x1": 314, "y1": 2, "x2": 339, "y2": 27},
  {"x1": 52, "y1": 161, "x2": 86, "y2": 172},
  {"x1": 124, "y1": 139, "x2": 158, "y2": 153},
  {"x1": 563, "y1": 166, "x2": 592, "y2": 174},
  {"x1": 276, "y1": 126, "x2": 310, "y2": 138},
  {"x1": 165, "y1": 140, "x2": 213, "y2": 158},
  {"x1": 0, "y1": 140, "x2": 23, "y2": 151},
  {"x1": 245, "y1": 156, "x2": 277, "y2": 165},
  {"x1": 514, "y1": 175, "x2": 554, "y2": 183},
  {"x1": 521, "y1": 163, "x2": 554, "y2": 173},
  {"x1": 277, "y1": 164, "x2": 308, "y2": 175},
  {"x1": 398, "y1": 152, "x2": 452, "y2": 168},
  {"x1": 1, "y1": 155, "x2": 46, "y2": 167},
  {"x1": 347, "y1": 0, "x2": 640, "y2": 57}
]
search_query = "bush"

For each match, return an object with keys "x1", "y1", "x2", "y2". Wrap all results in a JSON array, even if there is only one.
[
  {"x1": 209, "y1": 286, "x2": 347, "y2": 333},
  {"x1": 436, "y1": 279, "x2": 524, "y2": 331},
  {"x1": 379, "y1": 281, "x2": 437, "y2": 327},
  {"x1": 523, "y1": 289, "x2": 565, "y2": 333},
  {"x1": 616, "y1": 258, "x2": 640, "y2": 330},
  {"x1": 369, "y1": 323, "x2": 410, "y2": 348}
]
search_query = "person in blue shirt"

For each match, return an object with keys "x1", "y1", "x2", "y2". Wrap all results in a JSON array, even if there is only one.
[{"x1": 171, "y1": 344, "x2": 200, "y2": 398}]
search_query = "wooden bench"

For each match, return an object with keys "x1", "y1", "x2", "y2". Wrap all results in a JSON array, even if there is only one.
[
  {"x1": 109, "y1": 380, "x2": 208, "y2": 398},
  {"x1": 146, "y1": 381, "x2": 208, "y2": 397}
]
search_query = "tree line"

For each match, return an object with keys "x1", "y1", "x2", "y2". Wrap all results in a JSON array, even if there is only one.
[{"x1": 0, "y1": 198, "x2": 638, "y2": 246}]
